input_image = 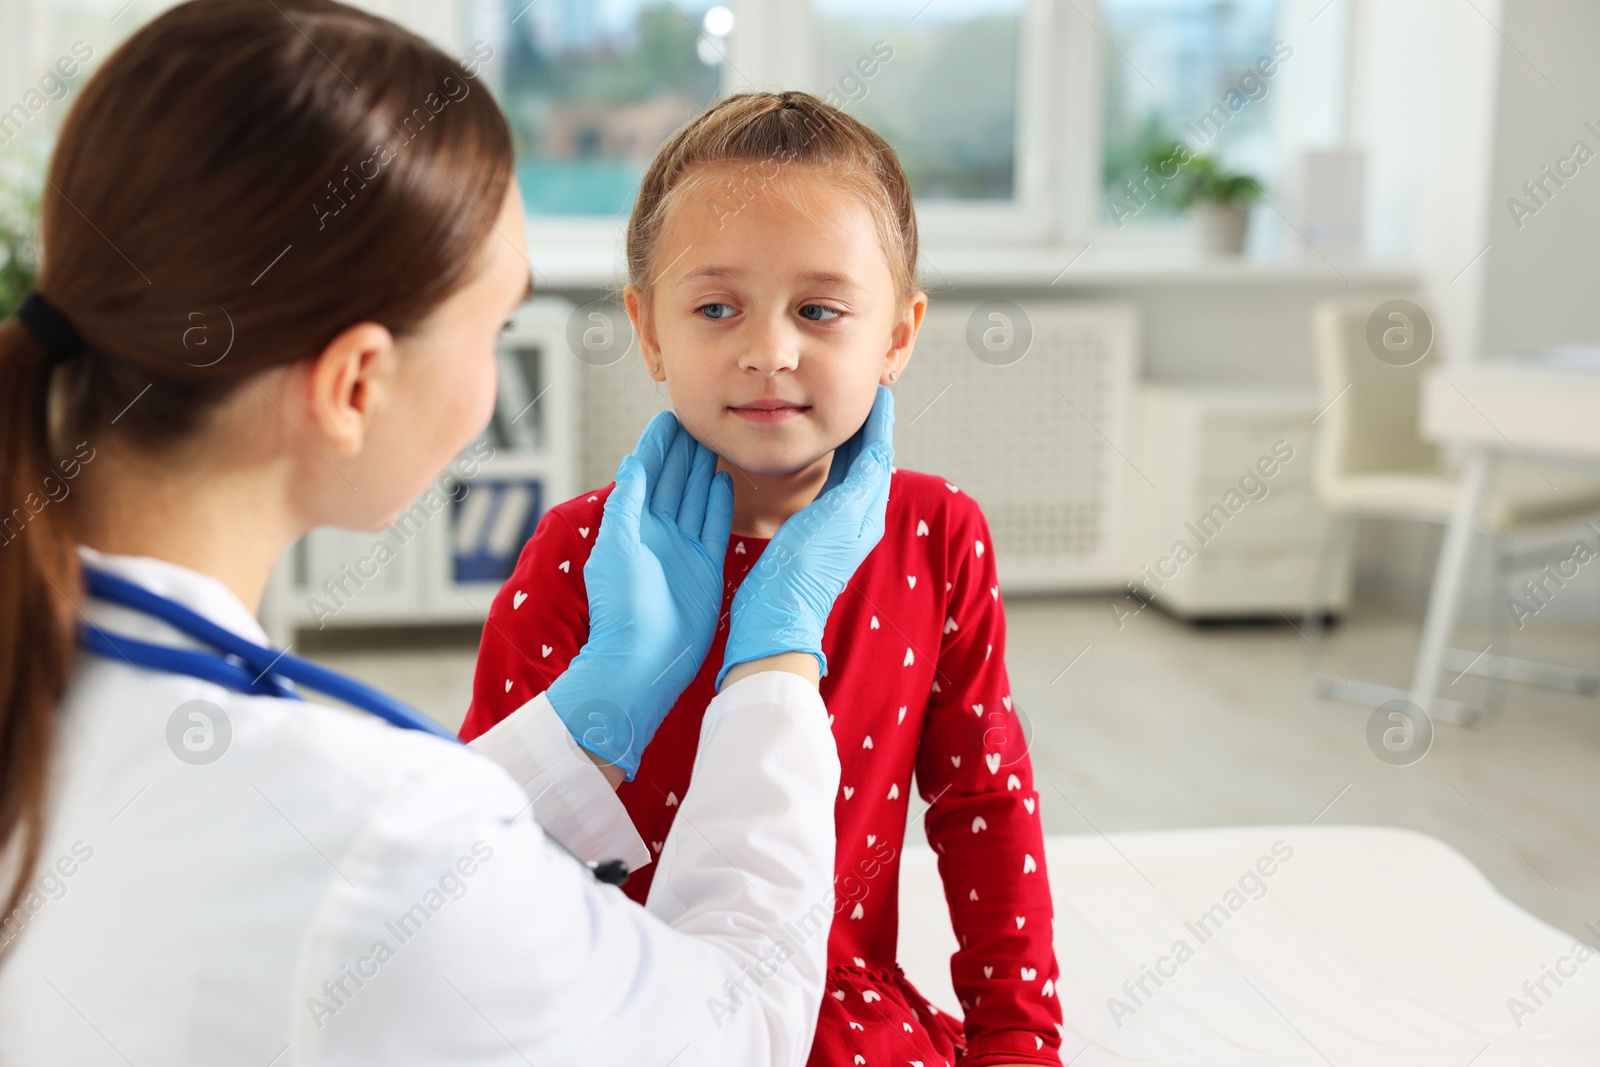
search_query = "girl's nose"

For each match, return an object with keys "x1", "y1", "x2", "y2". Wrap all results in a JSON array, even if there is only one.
[{"x1": 738, "y1": 312, "x2": 801, "y2": 376}]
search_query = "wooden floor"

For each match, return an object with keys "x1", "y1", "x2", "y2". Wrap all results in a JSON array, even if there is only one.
[{"x1": 310, "y1": 594, "x2": 1600, "y2": 944}]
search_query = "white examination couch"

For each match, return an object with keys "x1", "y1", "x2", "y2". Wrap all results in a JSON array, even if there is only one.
[{"x1": 897, "y1": 826, "x2": 1600, "y2": 1065}]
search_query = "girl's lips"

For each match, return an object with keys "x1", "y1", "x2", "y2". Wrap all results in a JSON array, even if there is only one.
[{"x1": 729, "y1": 404, "x2": 809, "y2": 424}]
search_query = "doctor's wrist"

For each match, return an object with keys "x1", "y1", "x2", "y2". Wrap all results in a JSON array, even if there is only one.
[{"x1": 718, "y1": 651, "x2": 821, "y2": 693}]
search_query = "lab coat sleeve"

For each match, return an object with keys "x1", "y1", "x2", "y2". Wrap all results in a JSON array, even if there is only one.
[
  {"x1": 467, "y1": 690, "x2": 651, "y2": 873},
  {"x1": 295, "y1": 669, "x2": 838, "y2": 1067}
]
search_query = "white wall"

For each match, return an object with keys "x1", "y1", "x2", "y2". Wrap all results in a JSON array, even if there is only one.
[
  {"x1": 1345, "y1": 0, "x2": 1504, "y2": 365},
  {"x1": 1478, "y1": 0, "x2": 1600, "y2": 358}
]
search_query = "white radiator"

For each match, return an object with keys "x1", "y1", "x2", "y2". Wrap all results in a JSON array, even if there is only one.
[{"x1": 575, "y1": 300, "x2": 1140, "y2": 592}]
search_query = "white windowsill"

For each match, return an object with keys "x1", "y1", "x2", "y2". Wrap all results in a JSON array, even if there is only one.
[{"x1": 526, "y1": 239, "x2": 1421, "y2": 292}]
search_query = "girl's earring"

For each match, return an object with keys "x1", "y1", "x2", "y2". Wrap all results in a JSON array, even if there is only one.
[
  {"x1": 653, "y1": 363, "x2": 662, "y2": 374},
  {"x1": 889, "y1": 370, "x2": 899, "y2": 381}
]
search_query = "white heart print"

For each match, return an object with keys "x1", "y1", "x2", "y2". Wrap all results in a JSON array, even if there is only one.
[{"x1": 512, "y1": 590, "x2": 527, "y2": 609}]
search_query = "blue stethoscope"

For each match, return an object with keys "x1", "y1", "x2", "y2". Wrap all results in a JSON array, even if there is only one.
[{"x1": 78, "y1": 564, "x2": 630, "y2": 884}]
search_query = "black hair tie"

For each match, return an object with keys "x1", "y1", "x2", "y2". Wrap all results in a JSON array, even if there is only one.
[{"x1": 15, "y1": 293, "x2": 86, "y2": 363}]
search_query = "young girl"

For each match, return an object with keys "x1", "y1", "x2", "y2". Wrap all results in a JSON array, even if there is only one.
[{"x1": 463, "y1": 91, "x2": 1062, "y2": 1067}]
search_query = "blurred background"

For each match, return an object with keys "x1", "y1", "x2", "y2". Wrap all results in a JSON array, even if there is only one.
[{"x1": 2, "y1": 0, "x2": 1597, "y2": 952}]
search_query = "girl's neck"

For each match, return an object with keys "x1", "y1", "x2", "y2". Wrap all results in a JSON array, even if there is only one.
[{"x1": 721, "y1": 452, "x2": 835, "y2": 540}]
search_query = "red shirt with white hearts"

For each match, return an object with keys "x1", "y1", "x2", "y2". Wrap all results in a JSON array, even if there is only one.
[{"x1": 461, "y1": 469, "x2": 1062, "y2": 1067}]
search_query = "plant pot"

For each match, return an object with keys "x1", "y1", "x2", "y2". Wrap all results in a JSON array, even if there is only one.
[{"x1": 1196, "y1": 201, "x2": 1250, "y2": 258}]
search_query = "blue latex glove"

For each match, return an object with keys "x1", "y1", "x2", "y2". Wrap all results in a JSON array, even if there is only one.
[
  {"x1": 718, "y1": 386, "x2": 896, "y2": 689},
  {"x1": 546, "y1": 412, "x2": 734, "y2": 778}
]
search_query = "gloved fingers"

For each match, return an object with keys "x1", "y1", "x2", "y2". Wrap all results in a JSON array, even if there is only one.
[
  {"x1": 677, "y1": 439, "x2": 717, "y2": 538},
  {"x1": 631, "y1": 410, "x2": 680, "y2": 487},
  {"x1": 859, "y1": 385, "x2": 896, "y2": 460},
  {"x1": 857, "y1": 446, "x2": 894, "y2": 538},
  {"x1": 821, "y1": 419, "x2": 865, "y2": 498},
  {"x1": 701, "y1": 470, "x2": 734, "y2": 559},
  {"x1": 600, "y1": 453, "x2": 646, "y2": 542},
  {"x1": 811, "y1": 440, "x2": 890, "y2": 547},
  {"x1": 820, "y1": 385, "x2": 894, "y2": 496},
  {"x1": 650, "y1": 421, "x2": 695, "y2": 519}
]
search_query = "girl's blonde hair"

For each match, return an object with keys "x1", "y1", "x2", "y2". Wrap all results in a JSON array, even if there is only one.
[{"x1": 626, "y1": 90, "x2": 919, "y2": 303}]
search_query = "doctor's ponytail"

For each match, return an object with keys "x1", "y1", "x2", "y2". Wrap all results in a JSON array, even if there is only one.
[{"x1": 0, "y1": 0, "x2": 512, "y2": 957}]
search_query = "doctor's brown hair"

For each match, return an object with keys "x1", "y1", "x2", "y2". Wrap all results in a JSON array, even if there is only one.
[{"x1": 0, "y1": 0, "x2": 511, "y2": 955}]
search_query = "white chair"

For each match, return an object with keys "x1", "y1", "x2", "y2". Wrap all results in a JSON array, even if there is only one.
[{"x1": 1304, "y1": 298, "x2": 1600, "y2": 725}]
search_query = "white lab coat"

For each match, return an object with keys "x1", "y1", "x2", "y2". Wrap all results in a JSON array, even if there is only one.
[{"x1": 0, "y1": 548, "x2": 839, "y2": 1065}]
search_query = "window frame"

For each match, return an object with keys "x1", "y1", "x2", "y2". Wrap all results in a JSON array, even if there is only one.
[{"x1": 0, "y1": 0, "x2": 1342, "y2": 270}]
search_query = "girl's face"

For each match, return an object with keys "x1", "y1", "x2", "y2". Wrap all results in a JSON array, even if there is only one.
[{"x1": 627, "y1": 165, "x2": 925, "y2": 479}]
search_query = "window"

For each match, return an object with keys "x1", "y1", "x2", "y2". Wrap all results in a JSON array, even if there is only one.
[
  {"x1": 468, "y1": 0, "x2": 730, "y2": 217},
  {"x1": 811, "y1": 0, "x2": 1025, "y2": 202},
  {"x1": 1098, "y1": 0, "x2": 1284, "y2": 223}
]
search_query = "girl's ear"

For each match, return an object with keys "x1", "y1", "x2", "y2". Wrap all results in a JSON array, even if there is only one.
[
  {"x1": 624, "y1": 284, "x2": 667, "y2": 382},
  {"x1": 881, "y1": 291, "x2": 928, "y2": 385}
]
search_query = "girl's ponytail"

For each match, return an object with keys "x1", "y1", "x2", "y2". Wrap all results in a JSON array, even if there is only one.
[{"x1": 0, "y1": 314, "x2": 78, "y2": 956}]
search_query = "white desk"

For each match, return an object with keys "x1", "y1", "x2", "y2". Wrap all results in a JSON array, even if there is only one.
[
  {"x1": 1413, "y1": 356, "x2": 1600, "y2": 719},
  {"x1": 898, "y1": 828, "x2": 1600, "y2": 1064}
]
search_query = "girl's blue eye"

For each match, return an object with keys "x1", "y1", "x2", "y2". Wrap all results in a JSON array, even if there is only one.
[
  {"x1": 799, "y1": 304, "x2": 843, "y2": 322},
  {"x1": 697, "y1": 303, "x2": 736, "y2": 321}
]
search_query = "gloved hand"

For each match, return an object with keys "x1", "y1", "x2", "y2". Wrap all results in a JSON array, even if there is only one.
[
  {"x1": 718, "y1": 386, "x2": 896, "y2": 689},
  {"x1": 546, "y1": 412, "x2": 734, "y2": 778}
]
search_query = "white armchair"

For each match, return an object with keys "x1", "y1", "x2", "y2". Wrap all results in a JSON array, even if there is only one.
[{"x1": 1304, "y1": 298, "x2": 1600, "y2": 724}]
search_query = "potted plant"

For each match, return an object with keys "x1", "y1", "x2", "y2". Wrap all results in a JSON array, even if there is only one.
[
  {"x1": 1176, "y1": 153, "x2": 1261, "y2": 258},
  {"x1": 0, "y1": 150, "x2": 43, "y2": 320}
]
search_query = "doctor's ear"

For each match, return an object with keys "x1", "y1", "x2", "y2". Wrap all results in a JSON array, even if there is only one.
[
  {"x1": 623, "y1": 285, "x2": 666, "y2": 382},
  {"x1": 302, "y1": 322, "x2": 398, "y2": 456},
  {"x1": 881, "y1": 291, "x2": 928, "y2": 386}
]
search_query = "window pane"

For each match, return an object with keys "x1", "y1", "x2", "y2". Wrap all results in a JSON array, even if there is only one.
[
  {"x1": 813, "y1": 0, "x2": 1021, "y2": 201},
  {"x1": 1100, "y1": 0, "x2": 1280, "y2": 221},
  {"x1": 470, "y1": 0, "x2": 728, "y2": 216}
]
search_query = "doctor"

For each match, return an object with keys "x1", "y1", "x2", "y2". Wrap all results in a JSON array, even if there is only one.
[{"x1": 0, "y1": 2, "x2": 895, "y2": 1065}]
